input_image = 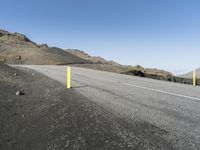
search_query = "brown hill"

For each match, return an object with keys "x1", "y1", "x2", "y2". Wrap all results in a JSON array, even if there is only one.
[
  {"x1": 0, "y1": 29, "x2": 88, "y2": 65},
  {"x1": 72, "y1": 64, "x2": 129, "y2": 73},
  {"x1": 66, "y1": 49, "x2": 121, "y2": 66}
]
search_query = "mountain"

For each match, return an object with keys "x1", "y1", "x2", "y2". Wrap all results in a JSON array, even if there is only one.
[
  {"x1": 66, "y1": 49, "x2": 121, "y2": 66},
  {"x1": 0, "y1": 29, "x2": 88, "y2": 65},
  {"x1": 182, "y1": 68, "x2": 200, "y2": 78}
]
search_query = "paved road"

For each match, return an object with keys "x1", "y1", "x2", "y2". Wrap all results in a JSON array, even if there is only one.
[{"x1": 17, "y1": 65, "x2": 200, "y2": 149}]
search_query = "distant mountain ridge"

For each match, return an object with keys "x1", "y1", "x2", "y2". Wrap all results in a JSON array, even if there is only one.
[{"x1": 182, "y1": 68, "x2": 200, "y2": 78}]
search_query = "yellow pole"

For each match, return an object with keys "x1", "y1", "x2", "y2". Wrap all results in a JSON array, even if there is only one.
[
  {"x1": 193, "y1": 70, "x2": 196, "y2": 86},
  {"x1": 66, "y1": 67, "x2": 71, "y2": 89}
]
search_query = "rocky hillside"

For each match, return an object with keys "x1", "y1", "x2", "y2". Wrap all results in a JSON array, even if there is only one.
[
  {"x1": 0, "y1": 29, "x2": 88, "y2": 65},
  {"x1": 66, "y1": 49, "x2": 121, "y2": 66},
  {"x1": 0, "y1": 29, "x2": 46, "y2": 48},
  {"x1": 182, "y1": 68, "x2": 200, "y2": 78},
  {"x1": 123, "y1": 65, "x2": 174, "y2": 81}
]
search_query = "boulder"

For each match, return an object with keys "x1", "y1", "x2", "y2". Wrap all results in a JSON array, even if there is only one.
[
  {"x1": 14, "y1": 32, "x2": 31, "y2": 42},
  {"x1": 0, "y1": 57, "x2": 5, "y2": 62},
  {"x1": 16, "y1": 91, "x2": 24, "y2": 96},
  {"x1": 38, "y1": 44, "x2": 49, "y2": 49},
  {"x1": 16, "y1": 56, "x2": 22, "y2": 60}
]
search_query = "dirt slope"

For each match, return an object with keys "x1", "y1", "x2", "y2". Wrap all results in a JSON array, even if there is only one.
[
  {"x1": 0, "y1": 29, "x2": 88, "y2": 65},
  {"x1": 0, "y1": 44, "x2": 88, "y2": 65},
  {"x1": 72, "y1": 64, "x2": 129, "y2": 73},
  {"x1": 66, "y1": 49, "x2": 121, "y2": 66}
]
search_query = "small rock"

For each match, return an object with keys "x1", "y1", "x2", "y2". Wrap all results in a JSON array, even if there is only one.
[
  {"x1": 16, "y1": 56, "x2": 21, "y2": 60},
  {"x1": 0, "y1": 58, "x2": 5, "y2": 62},
  {"x1": 16, "y1": 91, "x2": 20, "y2": 96},
  {"x1": 16, "y1": 91, "x2": 24, "y2": 96},
  {"x1": 22, "y1": 114, "x2": 25, "y2": 118},
  {"x1": 14, "y1": 72, "x2": 17, "y2": 76}
]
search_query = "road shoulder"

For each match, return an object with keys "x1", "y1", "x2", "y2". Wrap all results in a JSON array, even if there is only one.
[{"x1": 0, "y1": 64, "x2": 175, "y2": 150}]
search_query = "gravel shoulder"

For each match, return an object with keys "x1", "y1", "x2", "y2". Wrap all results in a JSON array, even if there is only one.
[{"x1": 0, "y1": 64, "x2": 176, "y2": 150}]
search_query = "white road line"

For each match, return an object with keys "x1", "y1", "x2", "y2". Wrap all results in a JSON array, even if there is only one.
[
  {"x1": 124, "y1": 83, "x2": 200, "y2": 101},
  {"x1": 74, "y1": 72, "x2": 200, "y2": 101}
]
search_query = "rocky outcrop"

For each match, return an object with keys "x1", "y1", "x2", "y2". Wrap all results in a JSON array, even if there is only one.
[
  {"x1": 0, "y1": 29, "x2": 37, "y2": 48},
  {"x1": 13, "y1": 32, "x2": 31, "y2": 42},
  {"x1": 123, "y1": 65, "x2": 173, "y2": 81},
  {"x1": 0, "y1": 29, "x2": 49, "y2": 49},
  {"x1": 0, "y1": 57, "x2": 5, "y2": 63},
  {"x1": 38, "y1": 44, "x2": 49, "y2": 49},
  {"x1": 0, "y1": 30, "x2": 31, "y2": 42}
]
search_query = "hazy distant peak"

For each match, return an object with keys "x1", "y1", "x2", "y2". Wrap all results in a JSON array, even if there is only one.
[{"x1": 182, "y1": 68, "x2": 200, "y2": 78}]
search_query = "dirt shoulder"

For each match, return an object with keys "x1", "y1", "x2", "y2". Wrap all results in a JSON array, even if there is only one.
[
  {"x1": 0, "y1": 64, "x2": 175, "y2": 150},
  {"x1": 0, "y1": 64, "x2": 123, "y2": 150}
]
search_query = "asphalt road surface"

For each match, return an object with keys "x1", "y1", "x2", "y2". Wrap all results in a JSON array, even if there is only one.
[{"x1": 16, "y1": 65, "x2": 200, "y2": 150}]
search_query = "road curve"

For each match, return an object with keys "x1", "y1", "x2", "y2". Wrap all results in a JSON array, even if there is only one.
[{"x1": 16, "y1": 65, "x2": 200, "y2": 150}]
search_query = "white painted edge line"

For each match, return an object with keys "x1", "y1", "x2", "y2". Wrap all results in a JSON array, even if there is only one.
[
  {"x1": 75, "y1": 73, "x2": 200, "y2": 101},
  {"x1": 124, "y1": 83, "x2": 200, "y2": 101}
]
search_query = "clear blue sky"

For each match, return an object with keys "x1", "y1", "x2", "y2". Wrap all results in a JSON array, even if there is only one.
[{"x1": 1, "y1": 0, "x2": 200, "y2": 74}]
